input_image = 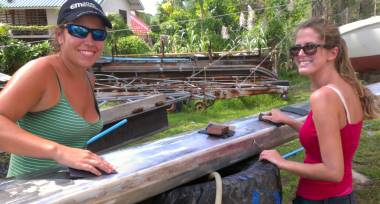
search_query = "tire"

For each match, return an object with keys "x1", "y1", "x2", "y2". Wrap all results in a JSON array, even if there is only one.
[
  {"x1": 166, "y1": 102, "x2": 183, "y2": 113},
  {"x1": 141, "y1": 157, "x2": 282, "y2": 204}
]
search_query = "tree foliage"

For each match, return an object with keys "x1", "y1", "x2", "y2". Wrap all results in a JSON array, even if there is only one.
[
  {"x1": 147, "y1": 0, "x2": 379, "y2": 69},
  {"x1": 151, "y1": 0, "x2": 310, "y2": 69},
  {"x1": 312, "y1": 0, "x2": 379, "y2": 26}
]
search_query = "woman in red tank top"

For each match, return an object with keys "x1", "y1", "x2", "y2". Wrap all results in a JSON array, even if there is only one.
[{"x1": 259, "y1": 18, "x2": 379, "y2": 203}]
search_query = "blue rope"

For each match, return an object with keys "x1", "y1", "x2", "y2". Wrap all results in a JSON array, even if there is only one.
[
  {"x1": 282, "y1": 147, "x2": 304, "y2": 159},
  {"x1": 86, "y1": 119, "x2": 128, "y2": 145}
]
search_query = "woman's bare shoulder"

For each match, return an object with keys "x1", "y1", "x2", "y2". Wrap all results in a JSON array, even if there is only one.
[
  {"x1": 0, "y1": 55, "x2": 60, "y2": 120},
  {"x1": 13, "y1": 55, "x2": 57, "y2": 77},
  {"x1": 2, "y1": 55, "x2": 60, "y2": 99},
  {"x1": 309, "y1": 86, "x2": 343, "y2": 115},
  {"x1": 310, "y1": 86, "x2": 338, "y2": 104}
]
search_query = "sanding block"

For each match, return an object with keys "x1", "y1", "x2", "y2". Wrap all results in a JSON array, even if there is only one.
[
  {"x1": 68, "y1": 167, "x2": 118, "y2": 179},
  {"x1": 280, "y1": 106, "x2": 309, "y2": 116},
  {"x1": 198, "y1": 123, "x2": 235, "y2": 138},
  {"x1": 258, "y1": 113, "x2": 284, "y2": 127}
]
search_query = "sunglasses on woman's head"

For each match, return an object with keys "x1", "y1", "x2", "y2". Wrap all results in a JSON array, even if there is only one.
[
  {"x1": 289, "y1": 43, "x2": 330, "y2": 57},
  {"x1": 64, "y1": 24, "x2": 107, "y2": 41}
]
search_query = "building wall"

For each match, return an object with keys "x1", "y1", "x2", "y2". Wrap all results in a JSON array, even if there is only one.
[
  {"x1": 4, "y1": 0, "x2": 136, "y2": 40},
  {"x1": 101, "y1": 0, "x2": 132, "y2": 25},
  {"x1": 46, "y1": 9, "x2": 58, "y2": 25},
  {"x1": 46, "y1": 9, "x2": 59, "y2": 36}
]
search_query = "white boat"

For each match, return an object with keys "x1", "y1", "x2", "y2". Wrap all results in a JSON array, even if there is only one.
[{"x1": 339, "y1": 16, "x2": 380, "y2": 72}]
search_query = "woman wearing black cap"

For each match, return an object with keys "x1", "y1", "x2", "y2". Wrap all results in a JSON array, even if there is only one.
[{"x1": 0, "y1": 0, "x2": 115, "y2": 177}]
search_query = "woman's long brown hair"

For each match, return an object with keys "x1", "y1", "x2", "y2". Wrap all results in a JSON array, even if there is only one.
[{"x1": 295, "y1": 18, "x2": 380, "y2": 119}]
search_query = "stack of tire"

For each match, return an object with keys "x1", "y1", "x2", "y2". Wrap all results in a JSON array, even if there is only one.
[{"x1": 141, "y1": 157, "x2": 282, "y2": 204}]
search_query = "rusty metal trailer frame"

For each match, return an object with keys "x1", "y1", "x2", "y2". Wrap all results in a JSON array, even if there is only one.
[
  {"x1": 93, "y1": 50, "x2": 288, "y2": 109},
  {"x1": 94, "y1": 74, "x2": 289, "y2": 110}
]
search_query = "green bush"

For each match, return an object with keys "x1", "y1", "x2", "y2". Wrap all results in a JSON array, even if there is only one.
[
  {"x1": 104, "y1": 14, "x2": 133, "y2": 55},
  {"x1": 117, "y1": 36, "x2": 151, "y2": 54},
  {"x1": 0, "y1": 37, "x2": 52, "y2": 74},
  {"x1": 0, "y1": 24, "x2": 53, "y2": 74},
  {"x1": 30, "y1": 40, "x2": 52, "y2": 58},
  {"x1": 0, "y1": 40, "x2": 33, "y2": 74},
  {"x1": 0, "y1": 24, "x2": 11, "y2": 45}
]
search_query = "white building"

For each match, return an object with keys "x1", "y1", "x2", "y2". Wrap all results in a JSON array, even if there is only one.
[{"x1": 0, "y1": 0, "x2": 144, "y2": 40}]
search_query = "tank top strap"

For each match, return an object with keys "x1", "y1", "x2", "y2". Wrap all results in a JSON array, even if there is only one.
[
  {"x1": 325, "y1": 85, "x2": 352, "y2": 124},
  {"x1": 54, "y1": 71, "x2": 64, "y2": 94},
  {"x1": 52, "y1": 63, "x2": 99, "y2": 115}
]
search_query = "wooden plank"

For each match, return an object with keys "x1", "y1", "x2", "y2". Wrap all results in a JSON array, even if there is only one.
[{"x1": 100, "y1": 94, "x2": 166, "y2": 124}]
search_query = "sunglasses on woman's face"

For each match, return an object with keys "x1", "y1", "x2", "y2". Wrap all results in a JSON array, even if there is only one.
[
  {"x1": 64, "y1": 24, "x2": 107, "y2": 41},
  {"x1": 289, "y1": 43, "x2": 329, "y2": 57}
]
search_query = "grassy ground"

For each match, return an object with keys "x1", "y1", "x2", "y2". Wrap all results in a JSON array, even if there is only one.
[{"x1": 353, "y1": 120, "x2": 380, "y2": 203}]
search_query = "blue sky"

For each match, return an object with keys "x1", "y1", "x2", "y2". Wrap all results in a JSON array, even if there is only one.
[{"x1": 141, "y1": 0, "x2": 161, "y2": 15}]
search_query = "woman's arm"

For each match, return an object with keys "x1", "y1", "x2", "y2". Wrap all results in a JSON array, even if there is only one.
[
  {"x1": 260, "y1": 88, "x2": 345, "y2": 182},
  {"x1": 262, "y1": 109, "x2": 304, "y2": 131}
]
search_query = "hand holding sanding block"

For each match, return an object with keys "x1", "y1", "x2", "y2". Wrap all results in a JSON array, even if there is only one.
[
  {"x1": 258, "y1": 113, "x2": 284, "y2": 127},
  {"x1": 68, "y1": 168, "x2": 117, "y2": 179},
  {"x1": 67, "y1": 119, "x2": 127, "y2": 179}
]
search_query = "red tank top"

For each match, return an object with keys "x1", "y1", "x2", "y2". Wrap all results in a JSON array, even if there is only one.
[{"x1": 296, "y1": 111, "x2": 362, "y2": 200}]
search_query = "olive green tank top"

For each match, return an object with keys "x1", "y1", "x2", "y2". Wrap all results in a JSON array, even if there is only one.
[{"x1": 7, "y1": 80, "x2": 103, "y2": 177}]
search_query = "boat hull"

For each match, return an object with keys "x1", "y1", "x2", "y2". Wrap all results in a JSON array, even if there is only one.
[
  {"x1": 349, "y1": 54, "x2": 380, "y2": 72},
  {"x1": 340, "y1": 16, "x2": 380, "y2": 72}
]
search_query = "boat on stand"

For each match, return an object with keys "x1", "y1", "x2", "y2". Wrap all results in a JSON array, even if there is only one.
[{"x1": 340, "y1": 16, "x2": 380, "y2": 82}]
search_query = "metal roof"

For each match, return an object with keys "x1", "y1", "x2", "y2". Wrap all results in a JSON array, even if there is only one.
[
  {"x1": 0, "y1": 0, "x2": 104, "y2": 9},
  {"x1": 0, "y1": 0, "x2": 144, "y2": 10},
  {"x1": 128, "y1": 0, "x2": 144, "y2": 10}
]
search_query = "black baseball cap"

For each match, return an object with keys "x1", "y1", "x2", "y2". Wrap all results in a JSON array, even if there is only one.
[{"x1": 57, "y1": 0, "x2": 112, "y2": 28}]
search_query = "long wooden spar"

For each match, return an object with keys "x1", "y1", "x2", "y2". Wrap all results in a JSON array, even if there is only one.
[{"x1": 0, "y1": 82, "x2": 379, "y2": 204}]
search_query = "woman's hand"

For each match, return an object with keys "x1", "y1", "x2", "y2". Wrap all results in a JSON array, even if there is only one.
[
  {"x1": 53, "y1": 144, "x2": 115, "y2": 176},
  {"x1": 262, "y1": 109, "x2": 303, "y2": 131},
  {"x1": 262, "y1": 109, "x2": 290, "y2": 124},
  {"x1": 259, "y1": 150, "x2": 286, "y2": 168}
]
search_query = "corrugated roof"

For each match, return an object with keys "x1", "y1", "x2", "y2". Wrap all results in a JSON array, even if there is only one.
[
  {"x1": 128, "y1": 0, "x2": 144, "y2": 10},
  {"x1": 0, "y1": 0, "x2": 104, "y2": 9}
]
